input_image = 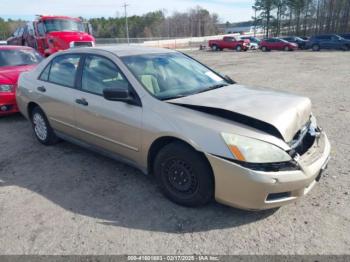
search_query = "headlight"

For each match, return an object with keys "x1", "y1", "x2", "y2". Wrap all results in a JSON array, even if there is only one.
[
  {"x1": 0, "y1": 84, "x2": 14, "y2": 92},
  {"x1": 221, "y1": 133, "x2": 291, "y2": 163}
]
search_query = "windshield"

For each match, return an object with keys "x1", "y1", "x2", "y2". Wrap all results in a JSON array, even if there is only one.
[
  {"x1": 44, "y1": 19, "x2": 84, "y2": 33},
  {"x1": 0, "y1": 49, "x2": 43, "y2": 67},
  {"x1": 121, "y1": 53, "x2": 230, "y2": 100}
]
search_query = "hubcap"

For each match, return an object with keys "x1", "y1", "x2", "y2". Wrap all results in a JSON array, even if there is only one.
[
  {"x1": 163, "y1": 158, "x2": 198, "y2": 194},
  {"x1": 33, "y1": 113, "x2": 48, "y2": 141}
]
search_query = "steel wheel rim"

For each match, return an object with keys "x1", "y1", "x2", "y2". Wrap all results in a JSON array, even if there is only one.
[
  {"x1": 33, "y1": 113, "x2": 48, "y2": 141},
  {"x1": 162, "y1": 158, "x2": 199, "y2": 195}
]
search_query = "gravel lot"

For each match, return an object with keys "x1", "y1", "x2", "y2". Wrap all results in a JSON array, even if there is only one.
[{"x1": 0, "y1": 50, "x2": 349, "y2": 255}]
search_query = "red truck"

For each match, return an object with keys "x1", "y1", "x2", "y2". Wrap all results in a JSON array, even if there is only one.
[
  {"x1": 208, "y1": 36, "x2": 250, "y2": 52},
  {"x1": 7, "y1": 15, "x2": 95, "y2": 57}
]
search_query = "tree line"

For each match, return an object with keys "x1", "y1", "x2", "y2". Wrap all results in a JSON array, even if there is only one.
[
  {"x1": 253, "y1": 0, "x2": 350, "y2": 37},
  {"x1": 90, "y1": 7, "x2": 219, "y2": 38},
  {"x1": 0, "y1": 6, "x2": 220, "y2": 39}
]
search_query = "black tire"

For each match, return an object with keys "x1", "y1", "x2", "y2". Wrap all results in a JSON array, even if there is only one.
[
  {"x1": 154, "y1": 142, "x2": 214, "y2": 207},
  {"x1": 342, "y1": 45, "x2": 349, "y2": 51},
  {"x1": 211, "y1": 44, "x2": 219, "y2": 51},
  {"x1": 312, "y1": 44, "x2": 320, "y2": 51},
  {"x1": 30, "y1": 107, "x2": 60, "y2": 145},
  {"x1": 284, "y1": 46, "x2": 290, "y2": 51},
  {"x1": 261, "y1": 46, "x2": 268, "y2": 52},
  {"x1": 236, "y1": 45, "x2": 242, "y2": 52}
]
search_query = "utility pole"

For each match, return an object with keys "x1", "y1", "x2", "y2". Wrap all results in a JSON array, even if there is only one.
[
  {"x1": 252, "y1": 6, "x2": 257, "y2": 37},
  {"x1": 122, "y1": 3, "x2": 129, "y2": 44}
]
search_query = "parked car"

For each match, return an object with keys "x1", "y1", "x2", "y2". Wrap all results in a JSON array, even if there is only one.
[
  {"x1": 0, "y1": 46, "x2": 42, "y2": 115},
  {"x1": 339, "y1": 33, "x2": 350, "y2": 40},
  {"x1": 240, "y1": 36, "x2": 261, "y2": 50},
  {"x1": 17, "y1": 46, "x2": 330, "y2": 210},
  {"x1": 259, "y1": 38, "x2": 298, "y2": 51},
  {"x1": 306, "y1": 34, "x2": 350, "y2": 51},
  {"x1": 7, "y1": 15, "x2": 95, "y2": 57},
  {"x1": 281, "y1": 36, "x2": 308, "y2": 49},
  {"x1": 208, "y1": 36, "x2": 250, "y2": 51}
]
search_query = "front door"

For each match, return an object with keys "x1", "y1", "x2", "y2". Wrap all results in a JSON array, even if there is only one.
[{"x1": 74, "y1": 54, "x2": 142, "y2": 163}]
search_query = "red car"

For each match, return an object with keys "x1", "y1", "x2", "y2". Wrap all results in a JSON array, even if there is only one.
[
  {"x1": 208, "y1": 36, "x2": 250, "y2": 51},
  {"x1": 259, "y1": 38, "x2": 298, "y2": 51},
  {"x1": 0, "y1": 46, "x2": 42, "y2": 116}
]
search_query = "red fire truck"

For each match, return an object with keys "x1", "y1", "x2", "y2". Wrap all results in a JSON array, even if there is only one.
[{"x1": 7, "y1": 15, "x2": 95, "y2": 56}]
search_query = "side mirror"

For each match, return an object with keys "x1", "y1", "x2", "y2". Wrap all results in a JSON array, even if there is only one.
[
  {"x1": 224, "y1": 75, "x2": 236, "y2": 84},
  {"x1": 103, "y1": 87, "x2": 132, "y2": 102}
]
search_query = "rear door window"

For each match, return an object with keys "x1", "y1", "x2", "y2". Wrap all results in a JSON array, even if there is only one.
[{"x1": 47, "y1": 55, "x2": 81, "y2": 88}]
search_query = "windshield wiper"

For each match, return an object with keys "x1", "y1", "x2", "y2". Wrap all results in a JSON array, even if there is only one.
[
  {"x1": 162, "y1": 84, "x2": 228, "y2": 101},
  {"x1": 162, "y1": 94, "x2": 188, "y2": 101},
  {"x1": 191, "y1": 83, "x2": 228, "y2": 95}
]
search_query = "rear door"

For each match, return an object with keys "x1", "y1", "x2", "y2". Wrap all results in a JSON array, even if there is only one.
[
  {"x1": 74, "y1": 54, "x2": 142, "y2": 163},
  {"x1": 36, "y1": 54, "x2": 82, "y2": 137}
]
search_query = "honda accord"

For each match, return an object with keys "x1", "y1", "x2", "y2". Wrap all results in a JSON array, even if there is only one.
[{"x1": 16, "y1": 46, "x2": 330, "y2": 210}]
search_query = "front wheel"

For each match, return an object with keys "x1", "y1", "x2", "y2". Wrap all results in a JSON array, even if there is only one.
[
  {"x1": 31, "y1": 107, "x2": 60, "y2": 145},
  {"x1": 342, "y1": 45, "x2": 349, "y2": 51},
  {"x1": 261, "y1": 46, "x2": 268, "y2": 52},
  {"x1": 154, "y1": 142, "x2": 214, "y2": 207},
  {"x1": 236, "y1": 45, "x2": 242, "y2": 52},
  {"x1": 284, "y1": 46, "x2": 290, "y2": 51}
]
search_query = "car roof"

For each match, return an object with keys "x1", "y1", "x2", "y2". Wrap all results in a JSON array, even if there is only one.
[
  {"x1": 64, "y1": 45, "x2": 177, "y2": 57},
  {"x1": 0, "y1": 45, "x2": 34, "y2": 51}
]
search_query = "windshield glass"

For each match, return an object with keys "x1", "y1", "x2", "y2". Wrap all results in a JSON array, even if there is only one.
[
  {"x1": 44, "y1": 19, "x2": 84, "y2": 32},
  {"x1": 121, "y1": 53, "x2": 229, "y2": 100},
  {"x1": 0, "y1": 49, "x2": 43, "y2": 67}
]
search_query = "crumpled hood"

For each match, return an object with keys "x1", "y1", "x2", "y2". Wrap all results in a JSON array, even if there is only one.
[
  {"x1": 169, "y1": 85, "x2": 311, "y2": 142},
  {"x1": 0, "y1": 65, "x2": 36, "y2": 84}
]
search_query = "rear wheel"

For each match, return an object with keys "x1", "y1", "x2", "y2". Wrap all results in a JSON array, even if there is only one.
[
  {"x1": 236, "y1": 45, "x2": 242, "y2": 52},
  {"x1": 211, "y1": 44, "x2": 219, "y2": 51},
  {"x1": 342, "y1": 45, "x2": 349, "y2": 51},
  {"x1": 30, "y1": 107, "x2": 60, "y2": 145},
  {"x1": 284, "y1": 46, "x2": 290, "y2": 51},
  {"x1": 154, "y1": 142, "x2": 214, "y2": 207},
  {"x1": 261, "y1": 46, "x2": 268, "y2": 52},
  {"x1": 312, "y1": 44, "x2": 320, "y2": 51}
]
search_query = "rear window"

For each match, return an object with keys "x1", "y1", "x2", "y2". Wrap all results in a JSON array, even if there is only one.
[{"x1": 0, "y1": 49, "x2": 43, "y2": 67}]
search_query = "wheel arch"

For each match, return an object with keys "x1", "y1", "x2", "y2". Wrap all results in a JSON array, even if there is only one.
[
  {"x1": 27, "y1": 101, "x2": 40, "y2": 119},
  {"x1": 147, "y1": 136, "x2": 213, "y2": 178}
]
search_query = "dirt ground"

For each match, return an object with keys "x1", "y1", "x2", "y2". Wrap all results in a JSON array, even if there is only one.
[{"x1": 0, "y1": 50, "x2": 349, "y2": 255}]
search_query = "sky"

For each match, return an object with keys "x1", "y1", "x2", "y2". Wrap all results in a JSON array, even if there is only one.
[{"x1": 0, "y1": 0, "x2": 254, "y2": 23}]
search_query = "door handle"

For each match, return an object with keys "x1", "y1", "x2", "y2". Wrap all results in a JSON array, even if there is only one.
[
  {"x1": 37, "y1": 86, "x2": 46, "y2": 92},
  {"x1": 75, "y1": 98, "x2": 88, "y2": 106}
]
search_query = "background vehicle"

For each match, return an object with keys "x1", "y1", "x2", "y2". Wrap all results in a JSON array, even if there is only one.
[
  {"x1": 7, "y1": 15, "x2": 95, "y2": 56},
  {"x1": 259, "y1": 38, "x2": 298, "y2": 51},
  {"x1": 0, "y1": 46, "x2": 42, "y2": 115},
  {"x1": 339, "y1": 33, "x2": 350, "y2": 40},
  {"x1": 240, "y1": 36, "x2": 260, "y2": 50},
  {"x1": 17, "y1": 46, "x2": 330, "y2": 210},
  {"x1": 281, "y1": 36, "x2": 307, "y2": 49},
  {"x1": 208, "y1": 36, "x2": 250, "y2": 51},
  {"x1": 306, "y1": 34, "x2": 350, "y2": 51}
]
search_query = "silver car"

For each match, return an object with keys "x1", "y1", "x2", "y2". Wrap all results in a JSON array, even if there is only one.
[{"x1": 16, "y1": 46, "x2": 331, "y2": 210}]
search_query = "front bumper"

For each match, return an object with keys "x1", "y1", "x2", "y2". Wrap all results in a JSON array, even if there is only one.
[
  {"x1": 206, "y1": 132, "x2": 331, "y2": 210},
  {"x1": 0, "y1": 92, "x2": 18, "y2": 115}
]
